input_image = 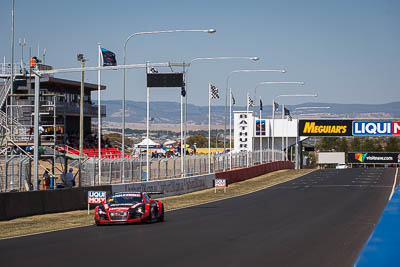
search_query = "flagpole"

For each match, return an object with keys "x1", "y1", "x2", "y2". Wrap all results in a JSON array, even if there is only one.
[
  {"x1": 286, "y1": 117, "x2": 289, "y2": 160},
  {"x1": 181, "y1": 84, "x2": 184, "y2": 177},
  {"x1": 97, "y1": 43, "x2": 102, "y2": 184},
  {"x1": 246, "y1": 92, "x2": 249, "y2": 167},
  {"x1": 229, "y1": 88, "x2": 232, "y2": 169},
  {"x1": 208, "y1": 83, "x2": 211, "y2": 174},
  {"x1": 282, "y1": 104, "x2": 285, "y2": 161},
  {"x1": 260, "y1": 97, "x2": 262, "y2": 164},
  {"x1": 272, "y1": 100, "x2": 275, "y2": 162},
  {"x1": 146, "y1": 63, "x2": 150, "y2": 182}
]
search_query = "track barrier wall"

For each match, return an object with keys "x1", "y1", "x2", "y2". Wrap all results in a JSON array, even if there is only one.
[
  {"x1": 0, "y1": 185, "x2": 112, "y2": 221},
  {"x1": 215, "y1": 161, "x2": 294, "y2": 184},
  {"x1": 0, "y1": 161, "x2": 293, "y2": 221}
]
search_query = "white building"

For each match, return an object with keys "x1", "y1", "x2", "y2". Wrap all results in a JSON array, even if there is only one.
[{"x1": 233, "y1": 110, "x2": 306, "y2": 153}]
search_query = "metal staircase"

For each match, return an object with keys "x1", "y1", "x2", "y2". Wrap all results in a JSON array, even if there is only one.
[{"x1": 0, "y1": 77, "x2": 11, "y2": 110}]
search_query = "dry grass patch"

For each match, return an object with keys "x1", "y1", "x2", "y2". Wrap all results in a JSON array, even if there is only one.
[{"x1": 0, "y1": 169, "x2": 313, "y2": 239}]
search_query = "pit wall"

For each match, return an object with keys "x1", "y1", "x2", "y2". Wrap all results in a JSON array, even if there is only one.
[{"x1": 215, "y1": 161, "x2": 295, "y2": 184}]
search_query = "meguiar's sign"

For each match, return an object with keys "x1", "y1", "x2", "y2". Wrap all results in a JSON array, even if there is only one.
[{"x1": 298, "y1": 120, "x2": 353, "y2": 137}]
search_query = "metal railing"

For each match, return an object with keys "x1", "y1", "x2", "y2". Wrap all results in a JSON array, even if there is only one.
[{"x1": 0, "y1": 149, "x2": 286, "y2": 191}]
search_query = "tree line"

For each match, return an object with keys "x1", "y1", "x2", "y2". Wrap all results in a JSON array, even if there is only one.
[{"x1": 315, "y1": 137, "x2": 400, "y2": 152}]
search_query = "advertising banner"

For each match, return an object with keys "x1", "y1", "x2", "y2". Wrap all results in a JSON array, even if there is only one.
[
  {"x1": 88, "y1": 191, "x2": 107, "y2": 204},
  {"x1": 348, "y1": 152, "x2": 400, "y2": 164},
  {"x1": 255, "y1": 120, "x2": 266, "y2": 136},
  {"x1": 298, "y1": 120, "x2": 353, "y2": 137},
  {"x1": 352, "y1": 121, "x2": 400, "y2": 136}
]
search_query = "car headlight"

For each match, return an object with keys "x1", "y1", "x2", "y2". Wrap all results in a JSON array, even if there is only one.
[
  {"x1": 136, "y1": 207, "x2": 143, "y2": 214},
  {"x1": 98, "y1": 208, "x2": 106, "y2": 215}
]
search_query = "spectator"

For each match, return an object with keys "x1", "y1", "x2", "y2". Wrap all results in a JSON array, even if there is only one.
[
  {"x1": 42, "y1": 169, "x2": 51, "y2": 190},
  {"x1": 192, "y1": 143, "x2": 197, "y2": 155},
  {"x1": 62, "y1": 168, "x2": 75, "y2": 188}
]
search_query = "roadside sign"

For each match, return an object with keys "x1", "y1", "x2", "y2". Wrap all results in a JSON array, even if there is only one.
[
  {"x1": 214, "y1": 179, "x2": 227, "y2": 193},
  {"x1": 88, "y1": 191, "x2": 107, "y2": 204}
]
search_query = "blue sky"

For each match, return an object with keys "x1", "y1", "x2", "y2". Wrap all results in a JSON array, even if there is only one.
[{"x1": 1, "y1": 0, "x2": 399, "y2": 107}]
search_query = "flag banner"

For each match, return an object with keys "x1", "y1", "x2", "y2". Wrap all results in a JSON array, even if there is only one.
[
  {"x1": 181, "y1": 86, "x2": 186, "y2": 97},
  {"x1": 248, "y1": 96, "x2": 254, "y2": 107},
  {"x1": 260, "y1": 99, "x2": 263, "y2": 111},
  {"x1": 284, "y1": 107, "x2": 291, "y2": 116},
  {"x1": 256, "y1": 120, "x2": 266, "y2": 136},
  {"x1": 232, "y1": 94, "x2": 236, "y2": 105},
  {"x1": 101, "y1": 48, "x2": 117, "y2": 66},
  {"x1": 210, "y1": 84, "x2": 219, "y2": 99},
  {"x1": 274, "y1": 101, "x2": 279, "y2": 111}
]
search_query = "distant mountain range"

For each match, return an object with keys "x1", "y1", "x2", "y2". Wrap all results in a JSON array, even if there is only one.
[{"x1": 99, "y1": 100, "x2": 400, "y2": 125}]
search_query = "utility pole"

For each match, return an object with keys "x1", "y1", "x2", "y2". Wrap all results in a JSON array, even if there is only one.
[{"x1": 77, "y1": 54, "x2": 86, "y2": 187}]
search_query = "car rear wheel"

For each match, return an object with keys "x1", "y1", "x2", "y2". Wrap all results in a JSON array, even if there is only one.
[{"x1": 159, "y1": 205, "x2": 164, "y2": 222}]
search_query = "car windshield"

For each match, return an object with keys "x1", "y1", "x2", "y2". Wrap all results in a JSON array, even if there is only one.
[{"x1": 108, "y1": 194, "x2": 142, "y2": 205}]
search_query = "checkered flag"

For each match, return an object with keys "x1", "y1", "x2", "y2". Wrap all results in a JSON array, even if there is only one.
[
  {"x1": 210, "y1": 84, "x2": 219, "y2": 99},
  {"x1": 248, "y1": 96, "x2": 254, "y2": 107}
]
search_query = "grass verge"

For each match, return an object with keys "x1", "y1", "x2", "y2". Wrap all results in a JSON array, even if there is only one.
[{"x1": 0, "y1": 169, "x2": 313, "y2": 239}]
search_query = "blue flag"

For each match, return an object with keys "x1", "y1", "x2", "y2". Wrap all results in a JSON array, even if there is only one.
[{"x1": 101, "y1": 48, "x2": 117, "y2": 66}]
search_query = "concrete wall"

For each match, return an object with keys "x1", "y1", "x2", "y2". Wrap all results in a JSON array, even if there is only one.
[
  {"x1": 112, "y1": 174, "x2": 216, "y2": 198},
  {"x1": 0, "y1": 185, "x2": 112, "y2": 221}
]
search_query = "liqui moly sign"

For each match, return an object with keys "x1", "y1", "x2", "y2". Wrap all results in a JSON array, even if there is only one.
[{"x1": 352, "y1": 121, "x2": 400, "y2": 136}]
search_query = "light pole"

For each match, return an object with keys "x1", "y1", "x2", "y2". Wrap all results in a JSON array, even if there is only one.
[
  {"x1": 254, "y1": 81, "x2": 304, "y2": 163},
  {"x1": 183, "y1": 56, "x2": 259, "y2": 174},
  {"x1": 122, "y1": 28, "x2": 216, "y2": 182},
  {"x1": 272, "y1": 94, "x2": 318, "y2": 163},
  {"x1": 224, "y1": 69, "x2": 286, "y2": 155},
  {"x1": 18, "y1": 38, "x2": 26, "y2": 69},
  {"x1": 77, "y1": 53, "x2": 87, "y2": 187}
]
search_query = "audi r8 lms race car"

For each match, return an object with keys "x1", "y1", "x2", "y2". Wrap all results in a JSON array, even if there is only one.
[{"x1": 94, "y1": 192, "x2": 164, "y2": 225}]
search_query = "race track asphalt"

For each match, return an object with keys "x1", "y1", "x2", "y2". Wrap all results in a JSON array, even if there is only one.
[{"x1": 0, "y1": 168, "x2": 396, "y2": 267}]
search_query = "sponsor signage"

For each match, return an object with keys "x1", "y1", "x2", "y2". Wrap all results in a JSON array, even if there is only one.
[
  {"x1": 88, "y1": 191, "x2": 107, "y2": 204},
  {"x1": 255, "y1": 120, "x2": 266, "y2": 136},
  {"x1": 147, "y1": 73, "x2": 184, "y2": 88},
  {"x1": 214, "y1": 179, "x2": 227, "y2": 188},
  {"x1": 353, "y1": 121, "x2": 400, "y2": 136},
  {"x1": 348, "y1": 152, "x2": 400, "y2": 164},
  {"x1": 298, "y1": 120, "x2": 353, "y2": 137}
]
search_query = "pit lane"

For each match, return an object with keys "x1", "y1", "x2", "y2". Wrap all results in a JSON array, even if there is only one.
[{"x1": 0, "y1": 168, "x2": 395, "y2": 267}]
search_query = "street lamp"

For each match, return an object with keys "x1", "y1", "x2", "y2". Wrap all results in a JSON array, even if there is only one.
[
  {"x1": 252, "y1": 81, "x2": 305, "y2": 163},
  {"x1": 183, "y1": 56, "x2": 259, "y2": 174},
  {"x1": 272, "y1": 94, "x2": 318, "y2": 163},
  {"x1": 122, "y1": 28, "x2": 216, "y2": 182},
  {"x1": 224, "y1": 69, "x2": 286, "y2": 155},
  {"x1": 77, "y1": 53, "x2": 87, "y2": 187}
]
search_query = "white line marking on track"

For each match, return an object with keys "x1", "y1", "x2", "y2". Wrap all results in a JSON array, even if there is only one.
[
  {"x1": 0, "y1": 170, "x2": 315, "y2": 241},
  {"x1": 389, "y1": 168, "x2": 398, "y2": 201}
]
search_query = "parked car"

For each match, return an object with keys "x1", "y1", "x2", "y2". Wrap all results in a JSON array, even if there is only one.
[{"x1": 336, "y1": 163, "x2": 348, "y2": 169}]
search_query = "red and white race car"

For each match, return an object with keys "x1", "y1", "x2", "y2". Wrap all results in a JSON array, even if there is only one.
[{"x1": 94, "y1": 192, "x2": 164, "y2": 225}]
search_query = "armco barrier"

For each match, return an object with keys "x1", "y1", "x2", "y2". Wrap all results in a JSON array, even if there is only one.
[
  {"x1": 215, "y1": 161, "x2": 294, "y2": 184},
  {"x1": 0, "y1": 185, "x2": 112, "y2": 221},
  {"x1": 112, "y1": 174, "x2": 216, "y2": 198}
]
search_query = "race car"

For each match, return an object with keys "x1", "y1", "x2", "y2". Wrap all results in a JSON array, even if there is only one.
[{"x1": 94, "y1": 192, "x2": 164, "y2": 225}]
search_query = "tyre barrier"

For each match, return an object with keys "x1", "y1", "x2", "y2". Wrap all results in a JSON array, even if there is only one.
[{"x1": 215, "y1": 161, "x2": 294, "y2": 184}]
